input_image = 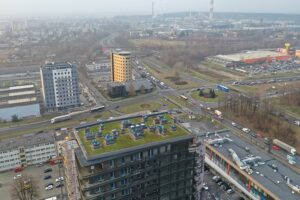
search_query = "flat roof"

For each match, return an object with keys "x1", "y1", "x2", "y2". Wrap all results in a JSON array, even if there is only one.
[
  {"x1": 9, "y1": 90, "x2": 35, "y2": 97},
  {"x1": 74, "y1": 111, "x2": 191, "y2": 163},
  {"x1": 0, "y1": 84, "x2": 35, "y2": 93},
  {"x1": 216, "y1": 50, "x2": 286, "y2": 62},
  {"x1": 200, "y1": 131, "x2": 300, "y2": 200},
  {"x1": 8, "y1": 97, "x2": 37, "y2": 105},
  {"x1": 9, "y1": 84, "x2": 34, "y2": 90},
  {"x1": 0, "y1": 132, "x2": 55, "y2": 152}
]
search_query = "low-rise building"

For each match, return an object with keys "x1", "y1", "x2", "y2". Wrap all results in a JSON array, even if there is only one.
[
  {"x1": 0, "y1": 132, "x2": 56, "y2": 171},
  {"x1": 107, "y1": 79, "x2": 153, "y2": 98},
  {"x1": 86, "y1": 61, "x2": 111, "y2": 82},
  {"x1": 0, "y1": 84, "x2": 40, "y2": 121}
]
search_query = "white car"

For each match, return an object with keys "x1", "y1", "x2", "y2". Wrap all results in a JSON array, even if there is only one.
[
  {"x1": 13, "y1": 174, "x2": 22, "y2": 180},
  {"x1": 294, "y1": 121, "x2": 300, "y2": 126},
  {"x1": 231, "y1": 122, "x2": 237, "y2": 127},
  {"x1": 242, "y1": 128, "x2": 250, "y2": 133},
  {"x1": 45, "y1": 185, "x2": 54, "y2": 191},
  {"x1": 55, "y1": 177, "x2": 64, "y2": 182}
]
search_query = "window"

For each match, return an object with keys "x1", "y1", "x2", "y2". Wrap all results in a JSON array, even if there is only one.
[{"x1": 111, "y1": 182, "x2": 116, "y2": 190}]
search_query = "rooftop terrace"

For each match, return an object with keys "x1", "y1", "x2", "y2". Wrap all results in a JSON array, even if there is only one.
[{"x1": 74, "y1": 111, "x2": 190, "y2": 157}]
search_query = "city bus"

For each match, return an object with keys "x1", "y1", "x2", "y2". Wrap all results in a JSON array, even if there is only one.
[{"x1": 90, "y1": 106, "x2": 105, "y2": 113}]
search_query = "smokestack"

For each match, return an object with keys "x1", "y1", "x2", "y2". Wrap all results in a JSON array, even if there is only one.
[
  {"x1": 209, "y1": 0, "x2": 214, "y2": 21},
  {"x1": 152, "y1": 1, "x2": 154, "y2": 18}
]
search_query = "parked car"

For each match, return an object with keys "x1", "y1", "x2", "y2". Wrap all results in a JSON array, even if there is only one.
[
  {"x1": 44, "y1": 175, "x2": 52, "y2": 180},
  {"x1": 56, "y1": 183, "x2": 64, "y2": 188},
  {"x1": 44, "y1": 168, "x2": 52, "y2": 173},
  {"x1": 242, "y1": 128, "x2": 250, "y2": 133},
  {"x1": 45, "y1": 183, "x2": 53, "y2": 188},
  {"x1": 231, "y1": 122, "x2": 237, "y2": 127},
  {"x1": 13, "y1": 174, "x2": 22, "y2": 180},
  {"x1": 55, "y1": 177, "x2": 64, "y2": 182},
  {"x1": 45, "y1": 185, "x2": 54, "y2": 190}
]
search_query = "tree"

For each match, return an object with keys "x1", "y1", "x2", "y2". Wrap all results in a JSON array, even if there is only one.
[
  {"x1": 199, "y1": 90, "x2": 204, "y2": 97},
  {"x1": 209, "y1": 89, "x2": 216, "y2": 98},
  {"x1": 128, "y1": 83, "x2": 136, "y2": 97},
  {"x1": 10, "y1": 174, "x2": 40, "y2": 200},
  {"x1": 11, "y1": 114, "x2": 19, "y2": 122}
]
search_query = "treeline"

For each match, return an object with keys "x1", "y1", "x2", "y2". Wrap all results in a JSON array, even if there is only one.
[
  {"x1": 280, "y1": 90, "x2": 300, "y2": 107},
  {"x1": 223, "y1": 95, "x2": 296, "y2": 144}
]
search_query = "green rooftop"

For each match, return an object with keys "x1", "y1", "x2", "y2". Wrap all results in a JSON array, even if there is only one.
[{"x1": 76, "y1": 113, "x2": 190, "y2": 156}]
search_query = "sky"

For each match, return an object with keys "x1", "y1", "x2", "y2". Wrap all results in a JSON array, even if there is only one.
[{"x1": 0, "y1": 0, "x2": 300, "y2": 17}]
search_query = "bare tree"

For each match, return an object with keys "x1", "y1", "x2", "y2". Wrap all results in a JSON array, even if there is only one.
[
  {"x1": 128, "y1": 83, "x2": 136, "y2": 97},
  {"x1": 10, "y1": 174, "x2": 40, "y2": 200},
  {"x1": 140, "y1": 84, "x2": 146, "y2": 94}
]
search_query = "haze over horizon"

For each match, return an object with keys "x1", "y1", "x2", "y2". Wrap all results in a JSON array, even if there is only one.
[{"x1": 0, "y1": 0, "x2": 300, "y2": 17}]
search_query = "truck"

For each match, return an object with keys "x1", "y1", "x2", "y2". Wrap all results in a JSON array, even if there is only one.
[
  {"x1": 214, "y1": 110, "x2": 223, "y2": 119},
  {"x1": 273, "y1": 139, "x2": 296, "y2": 155}
]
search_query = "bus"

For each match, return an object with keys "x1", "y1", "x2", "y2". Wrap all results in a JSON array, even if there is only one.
[
  {"x1": 217, "y1": 84, "x2": 229, "y2": 92},
  {"x1": 90, "y1": 106, "x2": 105, "y2": 113},
  {"x1": 50, "y1": 114, "x2": 72, "y2": 124},
  {"x1": 180, "y1": 95, "x2": 188, "y2": 100}
]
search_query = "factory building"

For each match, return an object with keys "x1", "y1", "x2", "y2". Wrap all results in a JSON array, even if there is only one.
[
  {"x1": 0, "y1": 132, "x2": 56, "y2": 172},
  {"x1": 40, "y1": 62, "x2": 80, "y2": 110},
  {"x1": 0, "y1": 84, "x2": 40, "y2": 121},
  {"x1": 111, "y1": 51, "x2": 132, "y2": 82}
]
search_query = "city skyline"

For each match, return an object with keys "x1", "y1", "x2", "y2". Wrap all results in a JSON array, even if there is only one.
[{"x1": 0, "y1": 0, "x2": 300, "y2": 17}]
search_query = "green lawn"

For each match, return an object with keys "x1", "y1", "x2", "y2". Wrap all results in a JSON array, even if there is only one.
[
  {"x1": 76, "y1": 114, "x2": 190, "y2": 155},
  {"x1": 191, "y1": 90, "x2": 226, "y2": 103},
  {"x1": 117, "y1": 98, "x2": 179, "y2": 114},
  {"x1": 117, "y1": 101, "x2": 163, "y2": 114}
]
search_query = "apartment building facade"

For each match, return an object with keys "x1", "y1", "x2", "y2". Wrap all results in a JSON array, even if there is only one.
[
  {"x1": 40, "y1": 62, "x2": 80, "y2": 110},
  {"x1": 111, "y1": 51, "x2": 132, "y2": 82}
]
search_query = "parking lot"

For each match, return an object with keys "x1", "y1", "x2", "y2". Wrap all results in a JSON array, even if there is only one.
[
  {"x1": 235, "y1": 60, "x2": 300, "y2": 76},
  {"x1": 202, "y1": 166, "x2": 244, "y2": 200},
  {"x1": 0, "y1": 163, "x2": 66, "y2": 200}
]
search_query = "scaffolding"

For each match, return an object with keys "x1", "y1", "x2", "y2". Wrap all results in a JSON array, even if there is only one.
[
  {"x1": 61, "y1": 139, "x2": 81, "y2": 200},
  {"x1": 189, "y1": 137, "x2": 205, "y2": 200}
]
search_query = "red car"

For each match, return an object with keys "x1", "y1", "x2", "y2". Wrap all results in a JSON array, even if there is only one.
[
  {"x1": 272, "y1": 145, "x2": 280, "y2": 150},
  {"x1": 14, "y1": 166, "x2": 23, "y2": 173}
]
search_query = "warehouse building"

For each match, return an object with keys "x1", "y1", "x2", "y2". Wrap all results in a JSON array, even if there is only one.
[
  {"x1": 0, "y1": 84, "x2": 40, "y2": 121},
  {"x1": 0, "y1": 132, "x2": 56, "y2": 172},
  {"x1": 211, "y1": 50, "x2": 291, "y2": 66},
  {"x1": 73, "y1": 111, "x2": 203, "y2": 200}
]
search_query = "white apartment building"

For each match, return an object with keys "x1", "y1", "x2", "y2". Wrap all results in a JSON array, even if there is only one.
[
  {"x1": 0, "y1": 132, "x2": 57, "y2": 171},
  {"x1": 40, "y1": 62, "x2": 80, "y2": 110}
]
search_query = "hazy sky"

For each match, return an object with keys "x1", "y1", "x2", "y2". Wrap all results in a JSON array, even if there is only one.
[{"x1": 0, "y1": 0, "x2": 300, "y2": 17}]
